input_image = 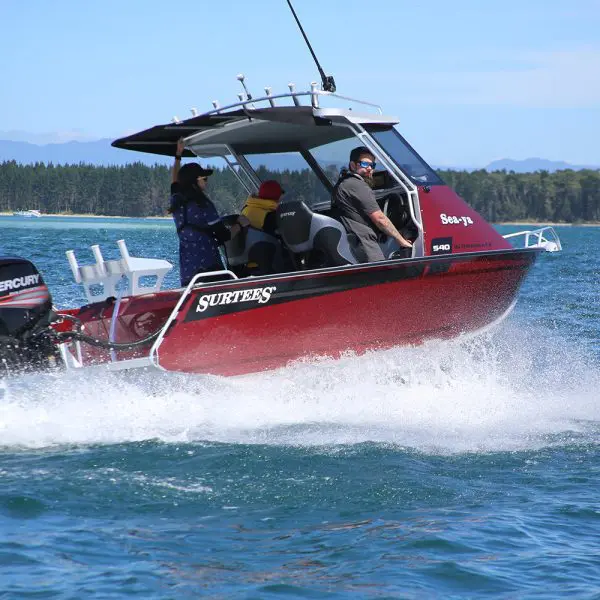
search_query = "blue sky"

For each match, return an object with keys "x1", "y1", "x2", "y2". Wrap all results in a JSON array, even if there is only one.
[{"x1": 1, "y1": 0, "x2": 599, "y2": 167}]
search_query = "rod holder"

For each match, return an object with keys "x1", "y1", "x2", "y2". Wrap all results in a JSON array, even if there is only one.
[
  {"x1": 265, "y1": 87, "x2": 276, "y2": 107},
  {"x1": 91, "y1": 245, "x2": 106, "y2": 276},
  {"x1": 310, "y1": 82, "x2": 319, "y2": 108},
  {"x1": 117, "y1": 239, "x2": 130, "y2": 261},
  {"x1": 65, "y1": 250, "x2": 81, "y2": 283},
  {"x1": 237, "y1": 73, "x2": 253, "y2": 101},
  {"x1": 288, "y1": 83, "x2": 301, "y2": 106}
]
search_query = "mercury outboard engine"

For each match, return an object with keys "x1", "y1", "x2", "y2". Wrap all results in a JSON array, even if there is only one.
[{"x1": 0, "y1": 257, "x2": 61, "y2": 376}]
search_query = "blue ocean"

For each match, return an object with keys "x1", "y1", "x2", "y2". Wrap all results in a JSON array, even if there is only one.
[{"x1": 0, "y1": 216, "x2": 598, "y2": 599}]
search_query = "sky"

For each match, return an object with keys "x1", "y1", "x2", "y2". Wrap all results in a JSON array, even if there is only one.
[{"x1": 1, "y1": 0, "x2": 599, "y2": 168}]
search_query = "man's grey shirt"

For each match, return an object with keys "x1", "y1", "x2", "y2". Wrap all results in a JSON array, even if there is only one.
[{"x1": 332, "y1": 173, "x2": 385, "y2": 262}]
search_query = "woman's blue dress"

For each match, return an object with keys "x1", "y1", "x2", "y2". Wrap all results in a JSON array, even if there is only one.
[{"x1": 170, "y1": 190, "x2": 224, "y2": 286}]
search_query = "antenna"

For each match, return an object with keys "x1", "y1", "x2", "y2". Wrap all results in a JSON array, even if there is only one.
[{"x1": 286, "y1": 0, "x2": 336, "y2": 93}]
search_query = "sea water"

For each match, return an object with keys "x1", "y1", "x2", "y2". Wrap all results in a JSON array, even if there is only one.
[{"x1": 0, "y1": 217, "x2": 598, "y2": 598}]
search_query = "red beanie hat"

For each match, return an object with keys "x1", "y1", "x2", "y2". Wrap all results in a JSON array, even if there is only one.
[{"x1": 258, "y1": 180, "x2": 284, "y2": 201}]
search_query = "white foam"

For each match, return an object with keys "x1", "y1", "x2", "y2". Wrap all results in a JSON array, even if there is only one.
[{"x1": 1, "y1": 321, "x2": 598, "y2": 453}]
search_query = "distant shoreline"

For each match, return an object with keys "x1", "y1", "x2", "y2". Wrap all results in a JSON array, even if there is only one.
[
  {"x1": 0, "y1": 212, "x2": 170, "y2": 220},
  {"x1": 499, "y1": 221, "x2": 600, "y2": 226},
  {"x1": 1, "y1": 212, "x2": 598, "y2": 226}
]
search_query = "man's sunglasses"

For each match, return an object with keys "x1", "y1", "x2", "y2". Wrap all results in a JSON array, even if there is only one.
[{"x1": 357, "y1": 160, "x2": 376, "y2": 170}]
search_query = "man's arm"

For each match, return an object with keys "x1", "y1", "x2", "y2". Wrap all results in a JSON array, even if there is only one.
[
  {"x1": 346, "y1": 177, "x2": 413, "y2": 249},
  {"x1": 369, "y1": 210, "x2": 413, "y2": 248}
]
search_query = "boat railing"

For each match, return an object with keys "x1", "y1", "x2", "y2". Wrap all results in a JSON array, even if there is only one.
[
  {"x1": 190, "y1": 82, "x2": 384, "y2": 119},
  {"x1": 503, "y1": 226, "x2": 562, "y2": 252},
  {"x1": 57, "y1": 267, "x2": 239, "y2": 373},
  {"x1": 149, "y1": 269, "x2": 239, "y2": 370}
]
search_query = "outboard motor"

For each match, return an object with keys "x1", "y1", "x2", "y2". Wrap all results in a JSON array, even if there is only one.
[
  {"x1": 276, "y1": 200, "x2": 359, "y2": 269},
  {"x1": 0, "y1": 257, "x2": 61, "y2": 376}
]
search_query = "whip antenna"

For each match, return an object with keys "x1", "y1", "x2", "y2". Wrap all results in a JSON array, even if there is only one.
[{"x1": 286, "y1": 0, "x2": 336, "y2": 93}]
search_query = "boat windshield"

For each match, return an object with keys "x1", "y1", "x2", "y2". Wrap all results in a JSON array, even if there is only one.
[
  {"x1": 201, "y1": 155, "x2": 256, "y2": 216},
  {"x1": 364, "y1": 125, "x2": 443, "y2": 186},
  {"x1": 308, "y1": 137, "x2": 362, "y2": 186},
  {"x1": 242, "y1": 151, "x2": 332, "y2": 208}
]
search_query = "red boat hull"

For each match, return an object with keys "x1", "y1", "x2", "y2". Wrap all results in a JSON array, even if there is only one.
[
  {"x1": 56, "y1": 249, "x2": 538, "y2": 376},
  {"x1": 56, "y1": 250, "x2": 538, "y2": 375},
  {"x1": 159, "y1": 249, "x2": 537, "y2": 375}
]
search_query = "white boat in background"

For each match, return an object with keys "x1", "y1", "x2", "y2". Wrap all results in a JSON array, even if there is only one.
[{"x1": 12, "y1": 210, "x2": 42, "y2": 218}]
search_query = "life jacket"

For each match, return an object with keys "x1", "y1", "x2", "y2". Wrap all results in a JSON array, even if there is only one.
[{"x1": 241, "y1": 197, "x2": 278, "y2": 230}]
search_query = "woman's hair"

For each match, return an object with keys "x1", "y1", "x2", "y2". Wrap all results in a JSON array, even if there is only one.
[
  {"x1": 168, "y1": 163, "x2": 207, "y2": 213},
  {"x1": 177, "y1": 163, "x2": 205, "y2": 190}
]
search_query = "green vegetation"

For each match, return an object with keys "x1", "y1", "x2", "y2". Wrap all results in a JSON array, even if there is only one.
[
  {"x1": 442, "y1": 168, "x2": 600, "y2": 223},
  {"x1": 1, "y1": 161, "x2": 599, "y2": 222}
]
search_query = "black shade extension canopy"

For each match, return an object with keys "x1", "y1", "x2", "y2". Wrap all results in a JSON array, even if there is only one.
[{"x1": 112, "y1": 107, "x2": 326, "y2": 157}]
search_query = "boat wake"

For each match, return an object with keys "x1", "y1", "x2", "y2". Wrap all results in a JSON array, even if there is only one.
[{"x1": 1, "y1": 320, "x2": 598, "y2": 453}]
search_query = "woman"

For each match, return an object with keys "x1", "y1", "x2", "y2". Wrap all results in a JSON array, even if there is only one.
[{"x1": 169, "y1": 148, "x2": 247, "y2": 286}]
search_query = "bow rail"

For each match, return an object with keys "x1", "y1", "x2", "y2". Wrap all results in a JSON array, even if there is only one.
[{"x1": 503, "y1": 226, "x2": 562, "y2": 252}]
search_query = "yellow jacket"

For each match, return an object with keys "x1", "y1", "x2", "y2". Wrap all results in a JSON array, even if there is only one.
[{"x1": 241, "y1": 196, "x2": 278, "y2": 230}]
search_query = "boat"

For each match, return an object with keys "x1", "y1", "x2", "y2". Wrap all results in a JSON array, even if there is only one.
[
  {"x1": 12, "y1": 209, "x2": 42, "y2": 218},
  {"x1": 0, "y1": 78, "x2": 562, "y2": 381}
]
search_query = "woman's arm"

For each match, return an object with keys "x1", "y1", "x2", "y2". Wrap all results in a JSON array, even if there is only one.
[
  {"x1": 209, "y1": 215, "x2": 250, "y2": 242},
  {"x1": 171, "y1": 138, "x2": 185, "y2": 184}
]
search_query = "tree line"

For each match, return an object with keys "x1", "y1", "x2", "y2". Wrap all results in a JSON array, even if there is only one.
[{"x1": 0, "y1": 160, "x2": 599, "y2": 223}]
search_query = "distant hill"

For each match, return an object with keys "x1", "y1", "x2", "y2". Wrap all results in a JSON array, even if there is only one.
[
  {"x1": 484, "y1": 158, "x2": 598, "y2": 173},
  {"x1": 1, "y1": 138, "x2": 598, "y2": 173},
  {"x1": 0, "y1": 139, "x2": 170, "y2": 167}
]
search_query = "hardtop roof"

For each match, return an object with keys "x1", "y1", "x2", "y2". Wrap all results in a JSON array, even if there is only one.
[{"x1": 112, "y1": 105, "x2": 399, "y2": 157}]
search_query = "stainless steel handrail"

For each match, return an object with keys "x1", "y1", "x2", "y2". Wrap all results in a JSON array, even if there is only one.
[
  {"x1": 503, "y1": 226, "x2": 562, "y2": 252},
  {"x1": 197, "y1": 89, "x2": 383, "y2": 117},
  {"x1": 149, "y1": 270, "x2": 238, "y2": 370}
]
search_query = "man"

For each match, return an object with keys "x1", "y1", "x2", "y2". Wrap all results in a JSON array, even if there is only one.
[{"x1": 332, "y1": 146, "x2": 412, "y2": 262}]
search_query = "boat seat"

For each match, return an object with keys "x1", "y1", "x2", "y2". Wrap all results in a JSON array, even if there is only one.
[
  {"x1": 276, "y1": 200, "x2": 359, "y2": 268},
  {"x1": 66, "y1": 239, "x2": 173, "y2": 303},
  {"x1": 224, "y1": 226, "x2": 286, "y2": 276}
]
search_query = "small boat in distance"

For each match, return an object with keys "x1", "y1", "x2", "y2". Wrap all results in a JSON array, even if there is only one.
[{"x1": 12, "y1": 209, "x2": 42, "y2": 218}]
